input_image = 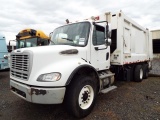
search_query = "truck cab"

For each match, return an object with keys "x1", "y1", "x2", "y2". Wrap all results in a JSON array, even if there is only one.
[
  {"x1": 50, "y1": 20, "x2": 111, "y2": 70},
  {"x1": 10, "y1": 19, "x2": 112, "y2": 117}
]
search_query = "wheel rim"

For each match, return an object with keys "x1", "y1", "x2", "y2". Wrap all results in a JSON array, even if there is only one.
[
  {"x1": 78, "y1": 85, "x2": 94, "y2": 110},
  {"x1": 140, "y1": 68, "x2": 143, "y2": 79}
]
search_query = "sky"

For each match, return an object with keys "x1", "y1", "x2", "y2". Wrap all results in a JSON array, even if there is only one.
[{"x1": 0, "y1": 0, "x2": 160, "y2": 44}]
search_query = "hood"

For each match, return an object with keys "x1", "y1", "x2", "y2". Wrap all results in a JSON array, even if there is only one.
[
  {"x1": 10, "y1": 45, "x2": 88, "y2": 86},
  {"x1": 13, "y1": 45, "x2": 87, "y2": 67},
  {"x1": 14, "y1": 45, "x2": 84, "y2": 55}
]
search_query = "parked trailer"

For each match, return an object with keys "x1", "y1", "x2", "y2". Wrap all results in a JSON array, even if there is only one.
[
  {"x1": 151, "y1": 29, "x2": 160, "y2": 58},
  {"x1": 0, "y1": 33, "x2": 9, "y2": 70},
  {"x1": 150, "y1": 30, "x2": 160, "y2": 75},
  {"x1": 10, "y1": 11, "x2": 153, "y2": 118}
]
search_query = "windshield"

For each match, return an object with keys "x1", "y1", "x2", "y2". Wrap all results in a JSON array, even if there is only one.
[
  {"x1": 50, "y1": 22, "x2": 90, "y2": 46},
  {"x1": 16, "y1": 38, "x2": 37, "y2": 49},
  {"x1": 16, "y1": 38, "x2": 49, "y2": 49}
]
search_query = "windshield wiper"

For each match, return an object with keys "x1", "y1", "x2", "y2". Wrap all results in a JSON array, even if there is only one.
[{"x1": 61, "y1": 38, "x2": 73, "y2": 41}]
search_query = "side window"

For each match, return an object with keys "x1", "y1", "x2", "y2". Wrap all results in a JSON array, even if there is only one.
[
  {"x1": 92, "y1": 25, "x2": 105, "y2": 46},
  {"x1": 38, "y1": 38, "x2": 49, "y2": 46},
  {"x1": 19, "y1": 41, "x2": 25, "y2": 48}
]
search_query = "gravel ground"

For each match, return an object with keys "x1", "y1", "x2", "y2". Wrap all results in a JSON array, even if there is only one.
[{"x1": 0, "y1": 70, "x2": 160, "y2": 120}]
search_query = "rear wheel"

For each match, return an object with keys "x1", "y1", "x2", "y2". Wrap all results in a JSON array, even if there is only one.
[
  {"x1": 65, "y1": 76, "x2": 97, "y2": 118},
  {"x1": 134, "y1": 65, "x2": 143, "y2": 82},
  {"x1": 142, "y1": 64, "x2": 149, "y2": 79}
]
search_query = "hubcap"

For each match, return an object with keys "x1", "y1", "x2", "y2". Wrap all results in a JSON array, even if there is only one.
[{"x1": 78, "y1": 85, "x2": 94, "y2": 110}]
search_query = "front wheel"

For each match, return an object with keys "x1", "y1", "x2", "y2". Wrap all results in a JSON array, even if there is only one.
[
  {"x1": 65, "y1": 76, "x2": 97, "y2": 118},
  {"x1": 78, "y1": 85, "x2": 94, "y2": 110}
]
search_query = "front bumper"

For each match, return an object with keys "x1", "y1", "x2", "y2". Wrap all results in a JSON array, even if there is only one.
[{"x1": 10, "y1": 80, "x2": 66, "y2": 104}]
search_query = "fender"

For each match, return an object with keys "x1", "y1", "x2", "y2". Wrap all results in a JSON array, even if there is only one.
[{"x1": 65, "y1": 64, "x2": 99, "y2": 86}]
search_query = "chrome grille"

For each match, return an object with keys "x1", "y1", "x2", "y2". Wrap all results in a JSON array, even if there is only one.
[
  {"x1": 11, "y1": 54, "x2": 29, "y2": 80},
  {"x1": 11, "y1": 71, "x2": 28, "y2": 80},
  {"x1": 11, "y1": 55, "x2": 29, "y2": 71}
]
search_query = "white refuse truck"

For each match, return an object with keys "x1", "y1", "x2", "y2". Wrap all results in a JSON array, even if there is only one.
[{"x1": 10, "y1": 11, "x2": 153, "y2": 118}]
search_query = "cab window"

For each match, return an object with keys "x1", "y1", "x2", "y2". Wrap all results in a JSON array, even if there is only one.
[{"x1": 93, "y1": 25, "x2": 105, "y2": 45}]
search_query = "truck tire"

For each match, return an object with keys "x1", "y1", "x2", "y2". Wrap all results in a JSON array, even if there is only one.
[
  {"x1": 65, "y1": 76, "x2": 97, "y2": 118},
  {"x1": 142, "y1": 64, "x2": 149, "y2": 79},
  {"x1": 134, "y1": 65, "x2": 143, "y2": 82}
]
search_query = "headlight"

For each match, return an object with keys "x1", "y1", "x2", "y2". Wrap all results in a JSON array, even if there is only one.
[{"x1": 37, "y1": 72, "x2": 61, "y2": 82}]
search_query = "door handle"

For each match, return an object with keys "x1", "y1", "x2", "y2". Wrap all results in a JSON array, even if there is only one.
[{"x1": 94, "y1": 47, "x2": 107, "y2": 51}]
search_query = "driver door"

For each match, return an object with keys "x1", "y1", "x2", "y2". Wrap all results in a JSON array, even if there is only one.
[{"x1": 90, "y1": 25, "x2": 110, "y2": 71}]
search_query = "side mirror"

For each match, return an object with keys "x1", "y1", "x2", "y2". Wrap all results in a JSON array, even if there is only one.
[
  {"x1": 105, "y1": 39, "x2": 111, "y2": 46},
  {"x1": 49, "y1": 32, "x2": 53, "y2": 38},
  {"x1": 4, "y1": 54, "x2": 8, "y2": 59}
]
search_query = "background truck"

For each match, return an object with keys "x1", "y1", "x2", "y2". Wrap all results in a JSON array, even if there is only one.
[
  {"x1": 10, "y1": 11, "x2": 153, "y2": 118},
  {"x1": 7, "y1": 29, "x2": 50, "y2": 52},
  {"x1": 5, "y1": 29, "x2": 50, "y2": 67},
  {"x1": 15, "y1": 28, "x2": 50, "y2": 49},
  {"x1": 0, "y1": 33, "x2": 9, "y2": 70}
]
